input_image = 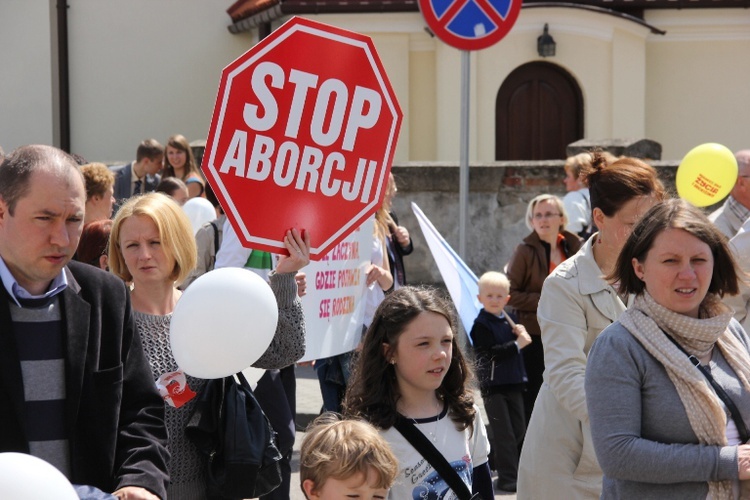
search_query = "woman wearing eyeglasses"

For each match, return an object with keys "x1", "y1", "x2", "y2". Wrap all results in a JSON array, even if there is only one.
[
  {"x1": 506, "y1": 194, "x2": 582, "y2": 432},
  {"x1": 517, "y1": 154, "x2": 666, "y2": 500}
]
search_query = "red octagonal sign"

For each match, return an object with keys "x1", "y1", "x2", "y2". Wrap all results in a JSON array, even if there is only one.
[{"x1": 202, "y1": 17, "x2": 402, "y2": 260}]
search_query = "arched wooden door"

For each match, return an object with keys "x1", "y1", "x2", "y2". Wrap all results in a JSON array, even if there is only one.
[{"x1": 496, "y1": 62, "x2": 583, "y2": 160}]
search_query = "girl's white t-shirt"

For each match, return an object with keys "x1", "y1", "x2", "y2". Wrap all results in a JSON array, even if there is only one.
[{"x1": 381, "y1": 405, "x2": 490, "y2": 500}]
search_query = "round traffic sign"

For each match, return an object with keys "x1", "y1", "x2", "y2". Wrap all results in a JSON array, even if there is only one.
[{"x1": 419, "y1": 0, "x2": 522, "y2": 50}]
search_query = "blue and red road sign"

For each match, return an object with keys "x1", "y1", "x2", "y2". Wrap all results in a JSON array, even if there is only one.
[{"x1": 418, "y1": 0, "x2": 521, "y2": 51}]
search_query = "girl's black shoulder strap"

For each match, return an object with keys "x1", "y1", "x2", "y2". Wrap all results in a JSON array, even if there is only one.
[{"x1": 393, "y1": 416, "x2": 477, "y2": 500}]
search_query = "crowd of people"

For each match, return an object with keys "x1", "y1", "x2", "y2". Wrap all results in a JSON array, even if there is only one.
[{"x1": 2, "y1": 140, "x2": 750, "y2": 500}]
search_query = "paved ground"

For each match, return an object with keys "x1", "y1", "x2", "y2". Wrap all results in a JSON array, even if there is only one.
[{"x1": 288, "y1": 364, "x2": 517, "y2": 499}]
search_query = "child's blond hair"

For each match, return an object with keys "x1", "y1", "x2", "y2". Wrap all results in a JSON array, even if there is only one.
[
  {"x1": 478, "y1": 271, "x2": 511, "y2": 294},
  {"x1": 300, "y1": 414, "x2": 398, "y2": 496}
]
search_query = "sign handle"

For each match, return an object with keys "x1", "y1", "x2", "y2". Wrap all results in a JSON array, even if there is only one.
[{"x1": 502, "y1": 308, "x2": 517, "y2": 328}]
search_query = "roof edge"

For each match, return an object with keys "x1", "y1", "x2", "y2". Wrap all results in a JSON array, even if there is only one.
[{"x1": 226, "y1": 0, "x2": 730, "y2": 35}]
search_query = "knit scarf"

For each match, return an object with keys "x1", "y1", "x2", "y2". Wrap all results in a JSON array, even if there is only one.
[{"x1": 620, "y1": 292, "x2": 750, "y2": 499}]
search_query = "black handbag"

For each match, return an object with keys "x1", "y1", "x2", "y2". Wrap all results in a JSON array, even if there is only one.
[
  {"x1": 185, "y1": 372, "x2": 283, "y2": 499},
  {"x1": 394, "y1": 417, "x2": 482, "y2": 500}
]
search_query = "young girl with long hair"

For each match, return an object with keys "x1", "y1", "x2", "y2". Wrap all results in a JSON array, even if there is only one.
[{"x1": 344, "y1": 286, "x2": 493, "y2": 499}]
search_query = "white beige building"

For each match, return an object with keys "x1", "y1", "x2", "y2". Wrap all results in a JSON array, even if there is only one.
[{"x1": 1, "y1": 1, "x2": 748, "y2": 163}]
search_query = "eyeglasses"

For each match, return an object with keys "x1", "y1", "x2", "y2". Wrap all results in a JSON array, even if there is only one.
[{"x1": 533, "y1": 212, "x2": 561, "y2": 220}]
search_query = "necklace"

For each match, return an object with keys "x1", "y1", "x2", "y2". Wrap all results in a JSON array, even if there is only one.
[{"x1": 408, "y1": 400, "x2": 443, "y2": 443}]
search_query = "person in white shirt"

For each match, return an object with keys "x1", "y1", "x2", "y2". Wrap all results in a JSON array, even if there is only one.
[{"x1": 562, "y1": 152, "x2": 593, "y2": 238}]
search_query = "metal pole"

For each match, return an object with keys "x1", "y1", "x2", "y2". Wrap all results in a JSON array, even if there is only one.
[
  {"x1": 57, "y1": 0, "x2": 70, "y2": 152},
  {"x1": 459, "y1": 50, "x2": 470, "y2": 258}
]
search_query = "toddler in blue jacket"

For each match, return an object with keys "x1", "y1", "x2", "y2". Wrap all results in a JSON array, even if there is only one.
[{"x1": 470, "y1": 271, "x2": 531, "y2": 493}]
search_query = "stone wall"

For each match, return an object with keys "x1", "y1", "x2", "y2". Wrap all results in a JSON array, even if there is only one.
[{"x1": 390, "y1": 160, "x2": 694, "y2": 286}]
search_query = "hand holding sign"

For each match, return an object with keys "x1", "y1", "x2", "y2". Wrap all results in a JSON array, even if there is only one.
[
  {"x1": 676, "y1": 143, "x2": 738, "y2": 207},
  {"x1": 276, "y1": 228, "x2": 311, "y2": 275}
]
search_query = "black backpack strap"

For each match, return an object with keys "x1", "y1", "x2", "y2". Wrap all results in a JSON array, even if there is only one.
[
  {"x1": 209, "y1": 221, "x2": 220, "y2": 256},
  {"x1": 393, "y1": 417, "x2": 477, "y2": 500},
  {"x1": 235, "y1": 371, "x2": 255, "y2": 392}
]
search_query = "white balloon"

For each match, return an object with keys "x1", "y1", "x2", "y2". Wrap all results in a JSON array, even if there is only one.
[
  {"x1": 171, "y1": 267, "x2": 279, "y2": 379},
  {"x1": 0, "y1": 453, "x2": 78, "y2": 499},
  {"x1": 182, "y1": 197, "x2": 217, "y2": 235}
]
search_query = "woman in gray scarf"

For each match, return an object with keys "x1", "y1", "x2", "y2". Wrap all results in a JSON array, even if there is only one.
[{"x1": 586, "y1": 198, "x2": 750, "y2": 500}]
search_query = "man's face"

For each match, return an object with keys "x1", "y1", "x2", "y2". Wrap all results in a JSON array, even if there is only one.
[
  {"x1": 563, "y1": 169, "x2": 580, "y2": 192},
  {"x1": 0, "y1": 168, "x2": 86, "y2": 295},
  {"x1": 143, "y1": 155, "x2": 163, "y2": 175}
]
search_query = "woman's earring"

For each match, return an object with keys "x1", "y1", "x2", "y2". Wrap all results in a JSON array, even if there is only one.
[{"x1": 390, "y1": 359, "x2": 396, "y2": 365}]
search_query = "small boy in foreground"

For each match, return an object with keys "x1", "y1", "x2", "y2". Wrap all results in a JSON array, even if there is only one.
[
  {"x1": 471, "y1": 271, "x2": 532, "y2": 493},
  {"x1": 300, "y1": 414, "x2": 398, "y2": 500}
]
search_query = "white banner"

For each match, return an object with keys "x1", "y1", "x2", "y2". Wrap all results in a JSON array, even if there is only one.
[
  {"x1": 299, "y1": 219, "x2": 374, "y2": 361},
  {"x1": 412, "y1": 202, "x2": 480, "y2": 343}
]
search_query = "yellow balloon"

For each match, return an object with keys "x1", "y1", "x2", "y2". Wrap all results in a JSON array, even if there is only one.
[{"x1": 676, "y1": 143, "x2": 738, "y2": 207}]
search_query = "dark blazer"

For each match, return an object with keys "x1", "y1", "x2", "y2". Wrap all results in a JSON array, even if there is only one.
[
  {"x1": 111, "y1": 162, "x2": 161, "y2": 212},
  {"x1": 0, "y1": 261, "x2": 169, "y2": 498},
  {"x1": 386, "y1": 211, "x2": 413, "y2": 289}
]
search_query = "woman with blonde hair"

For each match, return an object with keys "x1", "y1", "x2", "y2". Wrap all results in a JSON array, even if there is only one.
[
  {"x1": 109, "y1": 193, "x2": 203, "y2": 498},
  {"x1": 109, "y1": 193, "x2": 308, "y2": 498},
  {"x1": 383, "y1": 173, "x2": 413, "y2": 290},
  {"x1": 365, "y1": 193, "x2": 394, "y2": 328},
  {"x1": 506, "y1": 194, "x2": 582, "y2": 426}
]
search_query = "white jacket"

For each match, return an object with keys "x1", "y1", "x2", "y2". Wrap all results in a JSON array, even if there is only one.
[
  {"x1": 563, "y1": 188, "x2": 590, "y2": 235},
  {"x1": 517, "y1": 236, "x2": 628, "y2": 500}
]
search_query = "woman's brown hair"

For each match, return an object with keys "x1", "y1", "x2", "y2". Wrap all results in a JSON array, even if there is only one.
[
  {"x1": 581, "y1": 153, "x2": 666, "y2": 216},
  {"x1": 75, "y1": 219, "x2": 113, "y2": 268},
  {"x1": 163, "y1": 134, "x2": 201, "y2": 180},
  {"x1": 611, "y1": 198, "x2": 739, "y2": 298}
]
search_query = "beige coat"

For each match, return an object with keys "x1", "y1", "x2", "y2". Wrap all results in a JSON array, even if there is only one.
[{"x1": 517, "y1": 237, "x2": 628, "y2": 500}]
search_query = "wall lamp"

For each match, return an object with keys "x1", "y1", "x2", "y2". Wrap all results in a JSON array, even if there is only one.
[{"x1": 537, "y1": 23, "x2": 556, "y2": 57}]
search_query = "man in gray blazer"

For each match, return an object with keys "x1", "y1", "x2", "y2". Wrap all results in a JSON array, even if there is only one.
[
  {"x1": 708, "y1": 149, "x2": 750, "y2": 238},
  {"x1": 111, "y1": 139, "x2": 164, "y2": 212}
]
